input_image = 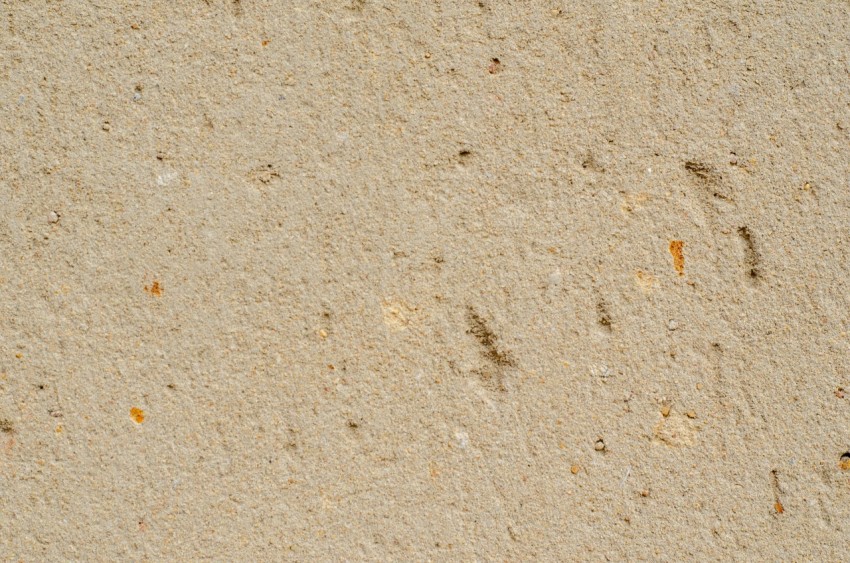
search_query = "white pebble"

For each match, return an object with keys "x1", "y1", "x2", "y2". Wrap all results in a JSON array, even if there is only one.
[
  {"x1": 454, "y1": 431, "x2": 470, "y2": 449},
  {"x1": 48, "y1": 211, "x2": 60, "y2": 223}
]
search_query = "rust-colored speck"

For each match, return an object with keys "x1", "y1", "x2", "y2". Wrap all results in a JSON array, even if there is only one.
[
  {"x1": 261, "y1": 39, "x2": 270, "y2": 46},
  {"x1": 130, "y1": 407, "x2": 145, "y2": 424},
  {"x1": 144, "y1": 281, "x2": 163, "y2": 296},
  {"x1": 774, "y1": 501, "x2": 784, "y2": 514},
  {"x1": 669, "y1": 240, "x2": 685, "y2": 276}
]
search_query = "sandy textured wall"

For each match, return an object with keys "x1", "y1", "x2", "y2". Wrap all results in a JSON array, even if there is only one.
[{"x1": 2, "y1": 1, "x2": 850, "y2": 559}]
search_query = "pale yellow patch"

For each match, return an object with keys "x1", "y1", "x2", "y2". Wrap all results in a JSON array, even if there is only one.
[
  {"x1": 381, "y1": 299, "x2": 419, "y2": 332},
  {"x1": 635, "y1": 270, "x2": 656, "y2": 294},
  {"x1": 621, "y1": 191, "x2": 650, "y2": 215},
  {"x1": 653, "y1": 414, "x2": 697, "y2": 447}
]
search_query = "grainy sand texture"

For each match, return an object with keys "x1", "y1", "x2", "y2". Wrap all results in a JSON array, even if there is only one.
[{"x1": 2, "y1": 1, "x2": 850, "y2": 560}]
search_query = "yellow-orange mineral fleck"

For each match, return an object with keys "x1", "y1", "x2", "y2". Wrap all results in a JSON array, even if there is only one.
[
  {"x1": 130, "y1": 407, "x2": 145, "y2": 424},
  {"x1": 144, "y1": 281, "x2": 163, "y2": 296},
  {"x1": 669, "y1": 240, "x2": 685, "y2": 276}
]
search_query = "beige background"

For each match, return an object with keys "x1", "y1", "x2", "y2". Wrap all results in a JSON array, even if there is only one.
[{"x1": 2, "y1": 1, "x2": 850, "y2": 560}]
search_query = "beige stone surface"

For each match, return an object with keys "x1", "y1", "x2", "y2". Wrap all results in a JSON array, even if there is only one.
[{"x1": 2, "y1": 1, "x2": 850, "y2": 560}]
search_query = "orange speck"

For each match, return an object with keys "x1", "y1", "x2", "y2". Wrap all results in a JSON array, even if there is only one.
[
  {"x1": 669, "y1": 240, "x2": 685, "y2": 276},
  {"x1": 570, "y1": 464, "x2": 580, "y2": 474},
  {"x1": 840, "y1": 457, "x2": 850, "y2": 471},
  {"x1": 774, "y1": 501, "x2": 784, "y2": 514},
  {"x1": 144, "y1": 280, "x2": 163, "y2": 296},
  {"x1": 130, "y1": 407, "x2": 145, "y2": 424},
  {"x1": 55, "y1": 424, "x2": 63, "y2": 433},
  {"x1": 15, "y1": 353, "x2": 22, "y2": 359},
  {"x1": 261, "y1": 39, "x2": 270, "y2": 46}
]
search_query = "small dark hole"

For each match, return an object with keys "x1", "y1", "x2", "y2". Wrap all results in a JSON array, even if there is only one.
[
  {"x1": 347, "y1": 421, "x2": 359, "y2": 429},
  {"x1": 491, "y1": 57, "x2": 500, "y2": 64},
  {"x1": 459, "y1": 150, "x2": 471, "y2": 157},
  {"x1": 841, "y1": 452, "x2": 850, "y2": 461}
]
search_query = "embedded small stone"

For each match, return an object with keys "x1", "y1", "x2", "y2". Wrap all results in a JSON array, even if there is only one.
[
  {"x1": 48, "y1": 211, "x2": 60, "y2": 224},
  {"x1": 594, "y1": 439, "x2": 606, "y2": 452}
]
